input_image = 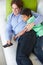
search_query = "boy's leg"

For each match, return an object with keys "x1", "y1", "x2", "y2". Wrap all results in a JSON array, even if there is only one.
[
  {"x1": 16, "y1": 42, "x2": 33, "y2": 65},
  {"x1": 34, "y1": 36, "x2": 43, "y2": 63},
  {"x1": 16, "y1": 30, "x2": 36, "y2": 65}
]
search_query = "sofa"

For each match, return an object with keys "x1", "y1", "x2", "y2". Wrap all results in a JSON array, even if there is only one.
[{"x1": 1, "y1": 0, "x2": 43, "y2": 65}]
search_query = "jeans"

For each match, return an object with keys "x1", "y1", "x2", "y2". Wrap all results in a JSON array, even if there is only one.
[
  {"x1": 16, "y1": 30, "x2": 36, "y2": 65},
  {"x1": 34, "y1": 36, "x2": 43, "y2": 63}
]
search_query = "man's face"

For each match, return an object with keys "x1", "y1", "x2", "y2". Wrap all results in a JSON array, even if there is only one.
[{"x1": 12, "y1": 4, "x2": 21, "y2": 15}]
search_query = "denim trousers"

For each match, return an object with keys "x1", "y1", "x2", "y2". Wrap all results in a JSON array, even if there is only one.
[
  {"x1": 34, "y1": 36, "x2": 43, "y2": 64},
  {"x1": 16, "y1": 30, "x2": 36, "y2": 65}
]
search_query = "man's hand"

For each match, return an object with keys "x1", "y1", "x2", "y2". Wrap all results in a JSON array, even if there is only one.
[
  {"x1": 7, "y1": 40, "x2": 11, "y2": 45},
  {"x1": 3, "y1": 40, "x2": 13, "y2": 48}
]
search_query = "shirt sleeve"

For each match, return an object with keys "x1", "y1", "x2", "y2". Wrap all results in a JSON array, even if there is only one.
[
  {"x1": 31, "y1": 11, "x2": 43, "y2": 25},
  {"x1": 5, "y1": 14, "x2": 13, "y2": 41}
]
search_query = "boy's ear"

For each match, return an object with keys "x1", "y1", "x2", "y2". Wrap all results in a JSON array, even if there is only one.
[{"x1": 28, "y1": 15, "x2": 31, "y2": 18}]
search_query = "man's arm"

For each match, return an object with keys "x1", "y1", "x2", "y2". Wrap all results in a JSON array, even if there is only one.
[
  {"x1": 5, "y1": 14, "x2": 13, "y2": 44},
  {"x1": 31, "y1": 11, "x2": 43, "y2": 25}
]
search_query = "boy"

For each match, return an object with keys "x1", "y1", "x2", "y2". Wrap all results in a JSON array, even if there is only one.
[
  {"x1": 14, "y1": 8, "x2": 35, "y2": 40},
  {"x1": 14, "y1": 8, "x2": 43, "y2": 64}
]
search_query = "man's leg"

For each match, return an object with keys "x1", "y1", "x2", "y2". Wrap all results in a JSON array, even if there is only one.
[
  {"x1": 34, "y1": 36, "x2": 43, "y2": 64},
  {"x1": 16, "y1": 30, "x2": 36, "y2": 65}
]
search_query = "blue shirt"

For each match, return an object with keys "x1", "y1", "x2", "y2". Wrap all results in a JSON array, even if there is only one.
[{"x1": 5, "y1": 11, "x2": 43, "y2": 41}]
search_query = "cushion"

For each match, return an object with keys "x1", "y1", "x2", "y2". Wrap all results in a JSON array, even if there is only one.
[
  {"x1": 6, "y1": 0, "x2": 12, "y2": 16},
  {"x1": 22, "y1": 0, "x2": 37, "y2": 11},
  {"x1": 6, "y1": 0, "x2": 37, "y2": 17}
]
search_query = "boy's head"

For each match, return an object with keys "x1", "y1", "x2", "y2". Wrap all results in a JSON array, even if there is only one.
[{"x1": 21, "y1": 8, "x2": 32, "y2": 21}]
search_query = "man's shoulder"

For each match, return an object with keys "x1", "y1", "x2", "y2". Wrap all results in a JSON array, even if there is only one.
[
  {"x1": 6, "y1": 13, "x2": 14, "y2": 22},
  {"x1": 7, "y1": 13, "x2": 14, "y2": 19}
]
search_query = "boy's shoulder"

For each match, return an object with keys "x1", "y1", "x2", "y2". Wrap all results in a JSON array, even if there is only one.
[{"x1": 27, "y1": 16, "x2": 35, "y2": 24}]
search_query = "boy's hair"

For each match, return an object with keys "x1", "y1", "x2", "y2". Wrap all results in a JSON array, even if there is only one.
[
  {"x1": 21, "y1": 8, "x2": 32, "y2": 17},
  {"x1": 11, "y1": 0, "x2": 23, "y2": 9}
]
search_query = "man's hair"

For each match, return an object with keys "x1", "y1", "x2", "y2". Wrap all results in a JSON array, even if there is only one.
[
  {"x1": 11, "y1": 0, "x2": 23, "y2": 9},
  {"x1": 21, "y1": 8, "x2": 32, "y2": 17}
]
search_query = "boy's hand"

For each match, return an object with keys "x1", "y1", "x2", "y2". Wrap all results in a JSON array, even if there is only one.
[
  {"x1": 13, "y1": 35, "x2": 18, "y2": 40},
  {"x1": 25, "y1": 23, "x2": 34, "y2": 32}
]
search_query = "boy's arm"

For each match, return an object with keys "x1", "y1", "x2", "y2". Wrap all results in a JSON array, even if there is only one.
[
  {"x1": 17, "y1": 28, "x2": 27, "y2": 36},
  {"x1": 14, "y1": 28, "x2": 27, "y2": 40},
  {"x1": 14, "y1": 23, "x2": 34, "y2": 40},
  {"x1": 25, "y1": 23, "x2": 34, "y2": 31},
  {"x1": 15, "y1": 22, "x2": 34, "y2": 39},
  {"x1": 16, "y1": 22, "x2": 34, "y2": 37}
]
